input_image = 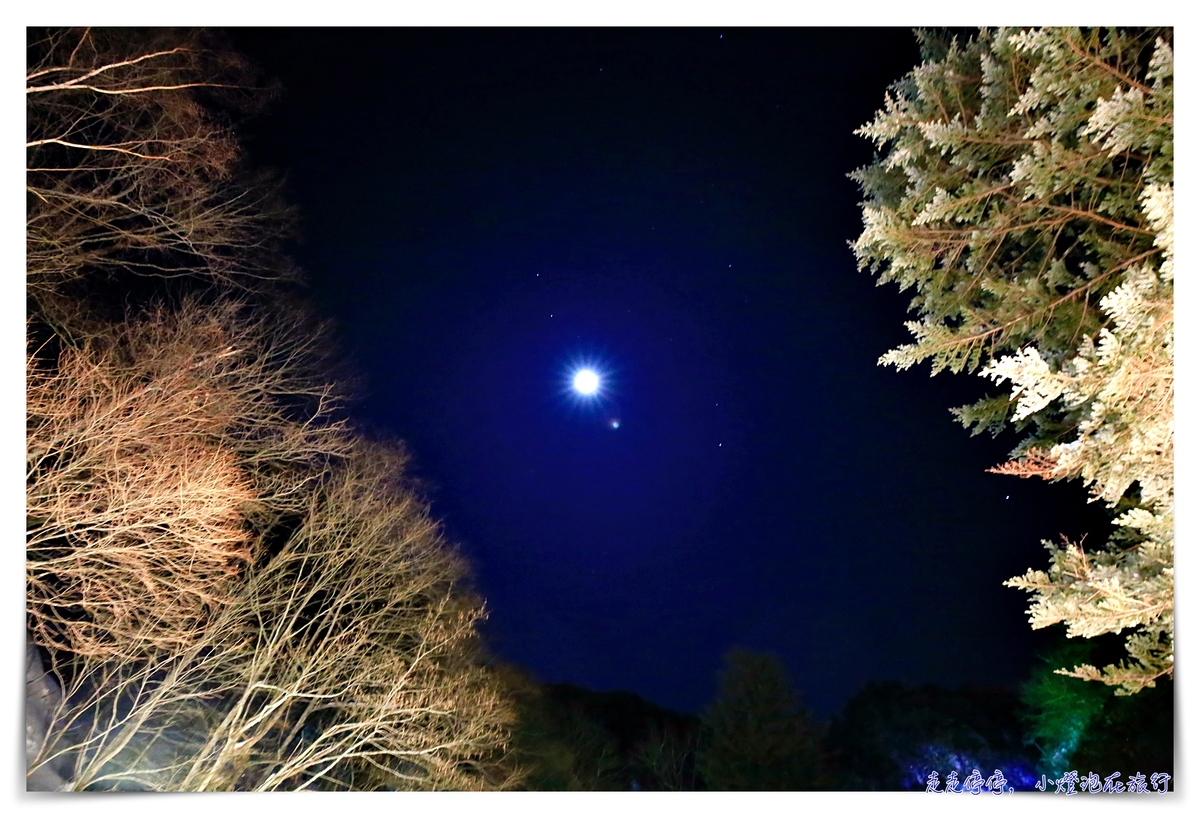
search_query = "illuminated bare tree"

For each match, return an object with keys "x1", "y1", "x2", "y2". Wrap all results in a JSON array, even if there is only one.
[
  {"x1": 28, "y1": 439, "x2": 517, "y2": 791},
  {"x1": 27, "y1": 298, "x2": 350, "y2": 662},
  {"x1": 27, "y1": 27, "x2": 293, "y2": 334},
  {"x1": 26, "y1": 28, "x2": 517, "y2": 790}
]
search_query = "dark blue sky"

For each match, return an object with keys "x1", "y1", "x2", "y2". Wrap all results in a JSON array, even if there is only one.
[{"x1": 228, "y1": 27, "x2": 1112, "y2": 719}]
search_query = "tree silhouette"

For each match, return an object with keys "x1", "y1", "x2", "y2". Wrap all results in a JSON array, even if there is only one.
[{"x1": 696, "y1": 648, "x2": 825, "y2": 790}]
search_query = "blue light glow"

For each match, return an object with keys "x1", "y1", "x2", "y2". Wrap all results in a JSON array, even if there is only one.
[{"x1": 899, "y1": 745, "x2": 1039, "y2": 791}]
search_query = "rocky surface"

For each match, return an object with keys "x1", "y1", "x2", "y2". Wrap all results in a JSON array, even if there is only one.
[{"x1": 26, "y1": 640, "x2": 70, "y2": 790}]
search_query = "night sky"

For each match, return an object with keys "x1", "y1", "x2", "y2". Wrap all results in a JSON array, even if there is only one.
[{"x1": 226, "y1": 28, "x2": 1114, "y2": 720}]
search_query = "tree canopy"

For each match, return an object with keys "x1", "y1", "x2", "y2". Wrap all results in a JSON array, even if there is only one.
[
  {"x1": 852, "y1": 27, "x2": 1173, "y2": 694},
  {"x1": 26, "y1": 28, "x2": 516, "y2": 790},
  {"x1": 696, "y1": 648, "x2": 825, "y2": 790}
]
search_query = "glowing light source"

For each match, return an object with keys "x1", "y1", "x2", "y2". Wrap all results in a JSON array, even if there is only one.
[{"x1": 573, "y1": 369, "x2": 600, "y2": 395}]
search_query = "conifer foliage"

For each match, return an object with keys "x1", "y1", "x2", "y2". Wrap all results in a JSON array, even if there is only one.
[
  {"x1": 696, "y1": 649, "x2": 825, "y2": 790},
  {"x1": 852, "y1": 28, "x2": 1173, "y2": 694},
  {"x1": 26, "y1": 28, "x2": 515, "y2": 790}
]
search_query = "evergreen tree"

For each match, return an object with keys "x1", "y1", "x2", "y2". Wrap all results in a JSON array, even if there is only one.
[
  {"x1": 825, "y1": 681, "x2": 1034, "y2": 791},
  {"x1": 1020, "y1": 632, "x2": 1173, "y2": 781},
  {"x1": 696, "y1": 649, "x2": 825, "y2": 790},
  {"x1": 852, "y1": 27, "x2": 1173, "y2": 694},
  {"x1": 1019, "y1": 639, "x2": 1109, "y2": 776}
]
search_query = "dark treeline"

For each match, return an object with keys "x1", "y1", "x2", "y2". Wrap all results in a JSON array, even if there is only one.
[{"x1": 503, "y1": 640, "x2": 1172, "y2": 791}]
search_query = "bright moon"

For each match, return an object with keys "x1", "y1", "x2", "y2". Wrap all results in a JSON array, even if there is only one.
[{"x1": 573, "y1": 369, "x2": 600, "y2": 395}]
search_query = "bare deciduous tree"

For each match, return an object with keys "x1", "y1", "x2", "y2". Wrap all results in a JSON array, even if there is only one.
[
  {"x1": 29, "y1": 439, "x2": 517, "y2": 791},
  {"x1": 27, "y1": 27, "x2": 518, "y2": 790},
  {"x1": 27, "y1": 27, "x2": 294, "y2": 334},
  {"x1": 635, "y1": 724, "x2": 698, "y2": 790},
  {"x1": 27, "y1": 298, "x2": 350, "y2": 662}
]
